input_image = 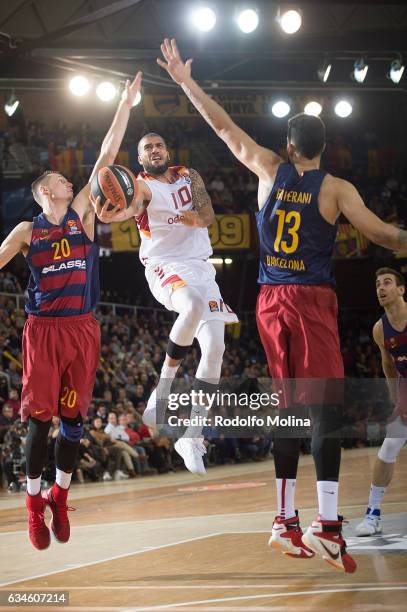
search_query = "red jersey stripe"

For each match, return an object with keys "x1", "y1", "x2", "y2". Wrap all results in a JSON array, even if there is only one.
[
  {"x1": 31, "y1": 244, "x2": 91, "y2": 267},
  {"x1": 40, "y1": 270, "x2": 87, "y2": 292},
  {"x1": 40, "y1": 295, "x2": 85, "y2": 312}
]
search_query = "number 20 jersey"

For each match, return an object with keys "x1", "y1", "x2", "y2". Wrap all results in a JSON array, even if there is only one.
[
  {"x1": 25, "y1": 208, "x2": 99, "y2": 317},
  {"x1": 256, "y1": 162, "x2": 338, "y2": 286},
  {"x1": 136, "y1": 166, "x2": 212, "y2": 266}
]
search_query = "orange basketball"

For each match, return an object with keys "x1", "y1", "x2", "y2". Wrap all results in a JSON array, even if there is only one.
[{"x1": 91, "y1": 165, "x2": 137, "y2": 210}]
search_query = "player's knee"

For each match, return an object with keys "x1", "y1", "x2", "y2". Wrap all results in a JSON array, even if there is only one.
[
  {"x1": 60, "y1": 415, "x2": 84, "y2": 443},
  {"x1": 378, "y1": 437, "x2": 405, "y2": 463}
]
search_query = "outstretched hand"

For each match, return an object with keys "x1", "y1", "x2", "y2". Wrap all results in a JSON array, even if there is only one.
[
  {"x1": 89, "y1": 193, "x2": 123, "y2": 223},
  {"x1": 121, "y1": 71, "x2": 143, "y2": 108},
  {"x1": 157, "y1": 38, "x2": 193, "y2": 85}
]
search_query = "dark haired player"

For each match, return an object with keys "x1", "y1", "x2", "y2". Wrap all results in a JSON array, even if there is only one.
[
  {"x1": 0, "y1": 73, "x2": 142, "y2": 550},
  {"x1": 158, "y1": 38, "x2": 407, "y2": 573},
  {"x1": 93, "y1": 131, "x2": 237, "y2": 476},
  {"x1": 356, "y1": 268, "x2": 407, "y2": 536}
]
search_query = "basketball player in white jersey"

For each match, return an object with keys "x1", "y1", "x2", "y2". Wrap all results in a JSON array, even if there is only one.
[{"x1": 92, "y1": 132, "x2": 237, "y2": 475}]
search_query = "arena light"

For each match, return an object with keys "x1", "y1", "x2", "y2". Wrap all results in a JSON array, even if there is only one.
[
  {"x1": 237, "y1": 8, "x2": 259, "y2": 33},
  {"x1": 318, "y1": 61, "x2": 332, "y2": 83},
  {"x1": 96, "y1": 81, "x2": 118, "y2": 102},
  {"x1": 192, "y1": 6, "x2": 217, "y2": 32},
  {"x1": 208, "y1": 258, "x2": 224, "y2": 265},
  {"x1": 334, "y1": 100, "x2": 353, "y2": 118},
  {"x1": 353, "y1": 58, "x2": 368, "y2": 83},
  {"x1": 69, "y1": 75, "x2": 90, "y2": 97},
  {"x1": 304, "y1": 101, "x2": 322, "y2": 116},
  {"x1": 388, "y1": 58, "x2": 405, "y2": 84},
  {"x1": 279, "y1": 9, "x2": 302, "y2": 34},
  {"x1": 271, "y1": 100, "x2": 291, "y2": 118},
  {"x1": 4, "y1": 93, "x2": 19, "y2": 117}
]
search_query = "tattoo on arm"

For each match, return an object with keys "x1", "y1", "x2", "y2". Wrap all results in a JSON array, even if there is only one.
[{"x1": 189, "y1": 168, "x2": 214, "y2": 226}]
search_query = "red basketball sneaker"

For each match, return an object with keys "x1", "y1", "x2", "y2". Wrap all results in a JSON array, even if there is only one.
[
  {"x1": 302, "y1": 515, "x2": 357, "y2": 573},
  {"x1": 268, "y1": 511, "x2": 315, "y2": 558},
  {"x1": 42, "y1": 484, "x2": 74, "y2": 543},
  {"x1": 26, "y1": 492, "x2": 50, "y2": 550}
]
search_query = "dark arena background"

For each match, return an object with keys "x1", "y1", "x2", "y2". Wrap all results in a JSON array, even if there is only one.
[{"x1": 0, "y1": 1, "x2": 406, "y2": 611}]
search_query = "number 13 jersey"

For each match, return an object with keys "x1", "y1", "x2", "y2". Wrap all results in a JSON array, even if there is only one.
[
  {"x1": 256, "y1": 162, "x2": 337, "y2": 287},
  {"x1": 136, "y1": 166, "x2": 213, "y2": 265}
]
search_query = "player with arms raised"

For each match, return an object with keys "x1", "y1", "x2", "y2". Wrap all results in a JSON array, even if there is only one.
[
  {"x1": 93, "y1": 131, "x2": 238, "y2": 476},
  {"x1": 356, "y1": 268, "x2": 407, "y2": 536},
  {"x1": 157, "y1": 38, "x2": 407, "y2": 573},
  {"x1": 0, "y1": 73, "x2": 142, "y2": 550}
]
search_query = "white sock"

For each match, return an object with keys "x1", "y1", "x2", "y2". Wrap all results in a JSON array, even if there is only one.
[
  {"x1": 160, "y1": 363, "x2": 179, "y2": 382},
  {"x1": 157, "y1": 363, "x2": 180, "y2": 400},
  {"x1": 27, "y1": 475, "x2": 41, "y2": 496},
  {"x1": 367, "y1": 484, "x2": 386, "y2": 512},
  {"x1": 183, "y1": 401, "x2": 208, "y2": 438},
  {"x1": 276, "y1": 478, "x2": 296, "y2": 520},
  {"x1": 317, "y1": 480, "x2": 339, "y2": 520},
  {"x1": 56, "y1": 468, "x2": 72, "y2": 490}
]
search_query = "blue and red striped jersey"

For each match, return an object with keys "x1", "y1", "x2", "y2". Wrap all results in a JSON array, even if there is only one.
[
  {"x1": 382, "y1": 314, "x2": 407, "y2": 378},
  {"x1": 25, "y1": 208, "x2": 99, "y2": 317},
  {"x1": 256, "y1": 162, "x2": 337, "y2": 286}
]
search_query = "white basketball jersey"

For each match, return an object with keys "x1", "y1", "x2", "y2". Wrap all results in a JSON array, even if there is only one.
[{"x1": 136, "y1": 166, "x2": 213, "y2": 265}]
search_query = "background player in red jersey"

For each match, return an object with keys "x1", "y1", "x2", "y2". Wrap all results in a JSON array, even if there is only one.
[
  {"x1": 157, "y1": 38, "x2": 407, "y2": 574},
  {"x1": 0, "y1": 72, "x2": 142, "y2": 550},
  {"x1": 356, "y1": 268, "x2": 407, "y2": 536}
]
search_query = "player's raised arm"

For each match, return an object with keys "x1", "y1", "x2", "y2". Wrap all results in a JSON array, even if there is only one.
[
  {"x1": 0, "y1": 222, "x2": 32, "y2": 269},
  {"x1": 180, "y1": 169, "x2": 214, "y2": 228},
  {"x1": 372, "y1": 320, "x2": 399, "y2": 403},
  {"x1": 157, "y1": 39, "x2": 281, "y2": 182},
  {"x1": 337, "y1": 178, "x2": 407, "y2": 250},
  {"x1": 73, "y1": 72, "x2": 143, "y2": 221}
]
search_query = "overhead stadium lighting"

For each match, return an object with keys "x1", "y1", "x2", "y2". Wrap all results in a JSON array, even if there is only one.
[
  {"x1": 304, "y1": 101, "x2": 322, "y2": 116},
  {"x1": 334, "y1": 100, "x2": 353, "y2": 118},
  {"x1": 237, "y1": 8, "x2": 259, "y2": 33},
  {"x1": 353, "y1": 58, "x2": 368, "y2": 83},
  {"x1": 388, "y1": 58, "x2": 405, "y2": 84},
  {"x1": 192, "y1": 6, "x2": 217, "y2": 32},
  {"x1": 4, "y1": 93, "x2": 20, "y2": 117},
  {"x1": 271, "y1": 100, "x2": 290, "y2": 118},
  {"x1": 69, "y1": 75, "x2": 90, "y2": 97},
  {"x1": 318, "y1": 61, "x2": 332, "y2": 83},
  {"x1": 96, "y1": 81, "x2": 118, "y2": 102},
  {"x1": 279, "y1": 9, "x2": 302, "y2": 34}
]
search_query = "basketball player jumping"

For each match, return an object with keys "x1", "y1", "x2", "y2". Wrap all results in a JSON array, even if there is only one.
[
  {"x1": 157, "y1": 38, "x2": 407, "y2": 573},
  {"x1": 0, "y1": 73, "x2": 142, "y2": 550},
  {"x1": 92, "y1": 132, "x2": 238, "y2": 476},
  {"x1": 356, "y1": 268, "x2": 407, "y2": 536}
]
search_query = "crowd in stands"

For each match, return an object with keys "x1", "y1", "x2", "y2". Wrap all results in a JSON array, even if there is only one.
[
  {"x1": 0, "y1": 269, "x2": 390, "y2": 492},
  {"x1": 2, "y1": 112, "x2": 406, "y2": 221}
]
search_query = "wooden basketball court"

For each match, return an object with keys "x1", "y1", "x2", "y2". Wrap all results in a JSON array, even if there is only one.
[{"x1": 0, "y1": 447, "x2": 406, "y2": 611}]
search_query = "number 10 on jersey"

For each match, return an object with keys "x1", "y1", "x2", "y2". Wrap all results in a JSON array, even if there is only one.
[{"x1": 171, "y1": 186, "x2": 192, "y2": 210}]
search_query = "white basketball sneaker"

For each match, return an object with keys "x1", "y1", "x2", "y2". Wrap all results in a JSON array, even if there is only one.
[
  {"x1": 355, "y1": 509, "x2": 382, "y2": 536},
  {"x1": 175, "y1": 437, "x2": 207, "y2": 476}
]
